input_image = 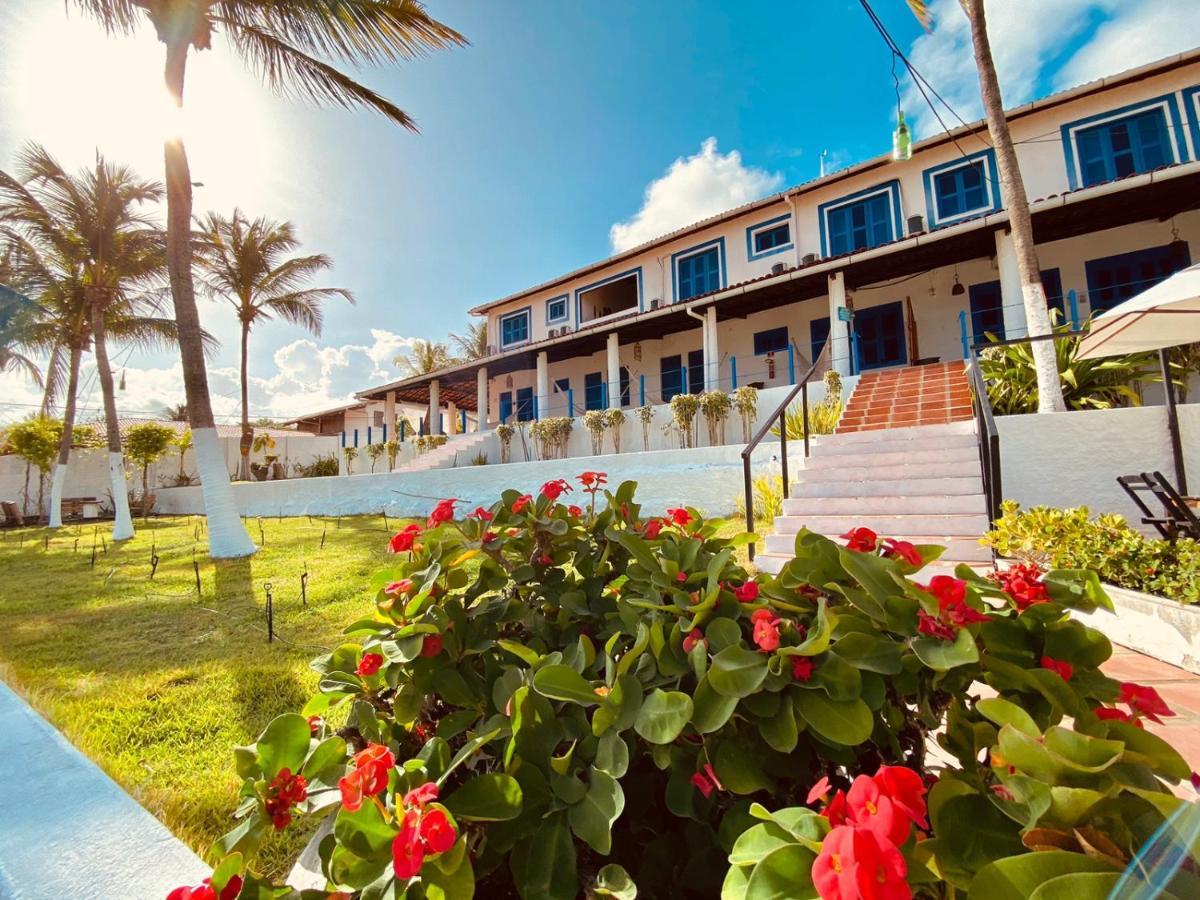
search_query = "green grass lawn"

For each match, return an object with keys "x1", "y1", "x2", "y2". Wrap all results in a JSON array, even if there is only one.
[{"x1": 0, "y1": 513, "x2": 409, "y2": 879}]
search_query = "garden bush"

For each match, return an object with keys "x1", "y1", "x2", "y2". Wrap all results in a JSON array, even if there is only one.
[
  {"x1": 175, "y1": 477, "x2": 1196, "y2": 899},
  {"x1": 984, "y1": 500, "x2": 1200, "y2": 604}
]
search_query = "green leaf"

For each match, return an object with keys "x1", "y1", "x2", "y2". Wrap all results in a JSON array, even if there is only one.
[
  {"x1": 692, "y1": 676, "x2": 739, "y2": 734},
  {"x1": 969, "y1": 851, "x2": 1119, "y2": 900},
  {"x1": 759, "y1": 700, "x2": 798, "y2": 753},
  {"x1": 729, "y1": 822, "x2": 796, "y2": 867},
  {"x1": 707, "y1": 618, "x2": 744, "y2": 654},
  {"x1": 794, "y1": 692, "x2": 873, "y2": 746},
  {"x1": 301, "y1": 735, "x2": 347, "y2": 780},
  {"x1": 532, "y1": 664, "x2": 602, "y2": 706},
  {"x1": 497, "y1": 639, "x2": 541, "y2": 666},
  {"x1": 976, "y1": 697, "x2": 1039, "y2": 737},
  {"x1": 335, "y1": 800, "x2": 397, "y2": 859},
  {"x1": 594, "y1": 864, "x2": 638, "y2": 899},
  {"x1": 634, "y1": 689, "x2": 694, "y2": 744},
  {"x1": 779, "y1": 598, "x2": 833, "y2": 657},
  {"x1": 722, "y1": 863, "x2": 752, "y2": 900},
  {"x1": 709, "y1": 645, "x2": 770, "y2": 698},
  {"x1": 595, "y1": 732, "x2": 629, "y2": 778},
  {"x1": 422, "y1": 838, "x2": 476, "y2": 900},
  {"x1": 444, "y1": 773, "x2": 523, "y2": 821},
  {"x1": 912, "y1": 627, "x2": 980, "y2": 671},
  {"x1": 516, "y1": 813, "x2": 577, "y2": 900},
  {"x1": 1028, "y1": 873, "x2": 1124, "y2": 900},
  {"x1": 1107, "y1": 721, "x2": 1191, "y2": 781},
  {"x1": 256, "y1": 714, "x2": 312, "y2": 779},
  {"x1": 714, "y1": 739, "x2": 774, "y2": 795},
  {"x1": 828, "y1": 631, "x2": 901, "y2": 674},
  {"x1": 439, "y1": 728, "x2": 502, "y2": 787},
  {"x1": 1043, "y1": 569, "x2": 1113, "y2": 613},
  {"x1": 744, "y1": 844, "x2": 818, "y2": 900},
  {"x1": 568, "y1": 768, "x2": 625, "y2": 855},
  {"x1": 934, "y1": 794, "x2": 1023, "y2": 881}
]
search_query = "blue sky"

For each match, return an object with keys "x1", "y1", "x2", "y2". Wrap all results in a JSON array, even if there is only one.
[{"x1": 1, "y1": 0, "x2": 1197, "y2": 422}]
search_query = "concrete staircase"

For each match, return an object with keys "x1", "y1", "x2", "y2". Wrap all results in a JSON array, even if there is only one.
[
  {"x1": 755, "y1": 419, "x2": 993, "y2": 578},
  {"x1": 836, "y1": 360, "x2": 973, "y2": 433},
  {"x1": 401, "y1": 432, "x2": 490, "y2": 471}
]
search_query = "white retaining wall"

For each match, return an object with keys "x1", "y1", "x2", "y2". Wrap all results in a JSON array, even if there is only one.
[{"x1": 997, "y1": 404, "x2": 1200, "y2": 531}]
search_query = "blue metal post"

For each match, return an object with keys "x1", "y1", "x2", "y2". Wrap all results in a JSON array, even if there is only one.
[
  {"x1": 602, "y1": 382, "x2": 609, "y2": 409},
  {"x1": 850, "y1": 328, "x2": 861, "y2": 376},
  {"x1": 367, "y1": 426, "x2": 372, "y2": 445},
  {"x1": 419, "y1": 418, "x2": 425, "y2": 437},
  {"x1": 959, "y1": 310, "x2": 970, "y2": 359},
  {"x1": 787, "y1": 345, "x2": 796, "y2": 385},
  {"x1": 340, "y1": 431, "x2": 345, "y2": 448},
  {"x1": 460, "y1": 410, "x2": 467, "y2": 432},
  {"x1": 353, "y1": 428, "x2": 359, "y2": 448},
  {"x1": 731, "y1": 356, "x2": 738, "y2": 389},
  {"x1": 533, "y1": 395, "x2": 540, "y2": 421},
  {"x1": 638, "y1": 376, "x2": 645, "y2": 407},
  {"x1": 400, "y1": 420, "x2": 407, "y2": 441},
  {"x1": 1067, "y1": 289, "x2": 1080, "y2": 330},
  {"x1": 381, "y1": 424, "x2": 387, "y2": 444},
  {"x1": 567, "y1": 387, "x2": 575, "y2": 417}
]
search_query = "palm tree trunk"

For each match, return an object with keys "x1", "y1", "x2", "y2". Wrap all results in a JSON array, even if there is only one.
[
  {"x1": 963, "y1": 0, "x2": 1065, "y2": 413},
  {"x1": 40, "y1": 345, "x2": 62, "y2": 416},
  {"x1": 48, "y1": 341, "x2": 83, "y2": 528},
  {"x1": 163, "y1": 40, "x2": 256, "y2": 558},
  {"x1": 91, "y1": 300, "x2": 135, "y2": 540},
  {"x1": 239, "y1": 321, "x2": 252, "y2": 482}
]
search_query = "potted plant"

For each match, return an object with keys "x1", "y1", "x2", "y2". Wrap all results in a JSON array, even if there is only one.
[
  {"x1": 698, "y1": 390, "x2": 732, "y2": 446},
  {"x1": 732, "y1": 385, "x2": 758, "y2": 442},
  {"x1": 635, "y1": 404, "x2": 654, "y2": 451},
  {"x1": 125, "y1": 422, "x2": 177, "y2": 520},
  {"x1": 342, "y1": 445, "x2": 358, "y2": 475},
  {"x1": 669, "y1": 392, "x2": 700, "y2": 448},
  {"x1": 582, "y1": 410, "x2": 607, "y2": 456},
  {"x1": 496, "y1": 424, "x2": 514, "y2": 464},
  {"x1": 366, "y1": 443, "x2": 386, "y2": 473},
  {"x1": 604, "y1": 407, "x2": 626, "y2": 454},
  {"x1": 385, "y1": 440, "x2": 400, "y2": 472}
]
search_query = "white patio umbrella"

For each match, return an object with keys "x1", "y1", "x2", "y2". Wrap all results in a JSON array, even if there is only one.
[{"x1": 1077, "y1": 262, "x2": 1200, "y2": 359}]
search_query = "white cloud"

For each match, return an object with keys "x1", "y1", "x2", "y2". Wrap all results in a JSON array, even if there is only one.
[
  {"x1": 609, "y1": 138, "x2": 783, "y2": 252},
  {"x1": 1053, "y1": 0, "x2": 1200, "y2": 88}
]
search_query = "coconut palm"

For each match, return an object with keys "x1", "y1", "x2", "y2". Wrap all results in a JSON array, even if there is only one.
[
  {"x1": 196, "y1": 209, "x2": 353, "y2": 481},
  {"x1": 449, "y1": 320, "x2": 487, "y2": 361},
  {"x1": 162, "y1": 401, "x2": 189, "y2": 421},
  {"x1": 71, "y1": 0, "x2": 466, "y2": 558},
  {"x1": 0, "y1": 145, "x2": 173, "y2": 535},
  {"x1": 0, "y1": 253, "x2": 46, "y2": 386},
  {"x1": 396, "y1": 338, "x2": 454, "y2": 376}
]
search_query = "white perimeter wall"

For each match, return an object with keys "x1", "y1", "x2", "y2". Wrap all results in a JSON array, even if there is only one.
[{"x1": 998, "y1": 404, "x2": 1200, "y2": 531}]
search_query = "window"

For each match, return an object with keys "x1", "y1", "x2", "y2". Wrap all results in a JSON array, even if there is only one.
[
  {"x1": 499, "y1": 308, "x2": 530, "y2": 347},
  {"x1": 585, "y1": 372, "x2": 605, "y2": 411},
  {"x1": 820, "y1": 183, "x2": 901, "y2": 257},
  {"x1": 660, "y1": 355, "x2": 684, "y2": 402},
  {"x1": 1085, "y1": 243, "x2": 1191, "y2": 315},
  {"x1": 515, "y1": 387, "x2": 534, "y2": 422},
  {"x1": 968, "y1": 270, "x2": 1068, "y2": 342},
  {"x1": 546, "y1": 296, "x2": 568, "y2": 323},
  {"x1": 577, "y1": 269, "x2": 641, "y2": 323},
  {"x1": 688, "y1": 349, "x2": 705, "y2": 394},
  {"x1": 674, "y1": 240, "x2": 724, "y2": 302},
  {"x1": 746, "y1": 216, "x2": 793, "y2": 260},
  {"x1": 753, "y1": 326, "x2": 788, "y2": 356},
  {"x1": 924, "y1": 150, "x2": 999, "y2": 226},
  {"x1": 810, "y1": 318, "x2": 831, "y2": 365},
  {"x1": 553, "y1": 377, "x2": 570, "y2": 393},
  {"x1": 620, "y1": 367, "x2": 632, "y2": 407},
  {"x1": 1062, "y1": 97, "x2": 1184, "y2": 189}
]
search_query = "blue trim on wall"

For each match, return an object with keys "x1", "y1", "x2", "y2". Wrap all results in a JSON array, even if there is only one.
[
  {"x1": 1184, "y1": 85, "x2": 1200, "y2": 165},
  {"x1": 816, "y1": 179, "x2": 904, "y2": 258},
  {"x1": 921, "y1": 148, "x2": 1001, "y2": 228},
  {"x1": 745, "y1": 213, "x2": 794, "y2": 261},
  {"x1": 572, "y1": 267, "x2": 643, "y2": 332},
  {"x1": 1059, "y1": 92, "x2": 1189, "y2": 190},
  {"x1": 670, "y1": 237, "x2": 727, "y2": 303},
  {"x1": 545, "y1": 294, "x2": 569, "y2": 325},
  {"x1": 498, "y1": 305, "x2": 532, "y2": 349}
]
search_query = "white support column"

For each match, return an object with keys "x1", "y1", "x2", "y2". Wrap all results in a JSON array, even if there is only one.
[
  {"x1": 476, "y1": 366, "x2": 489, "y2": 431},
  {"x1": 705, "y1": 307, "x2": 720, "y2": 391},
  {"x1": 447, "y1": 401, "x2": 458, "y2": 435},
  {"x1": 995, "y1": 228, "x2": 1028, "y2": 340},
  {"x1": 606, "y1": 333, "x2": 621, "y2": 409},
  {"x1": 827, "y1": 272, "x2": 851, "y2": 376},
  {"x1": 429, "y1": 378, "x2": 441, "y2": 435},
  {"x1": 384, "y1": 390, "x2": 396, "y2": 443},
  {"x1": 536, "y1": 351, "x2": 549, "y2": 419}
]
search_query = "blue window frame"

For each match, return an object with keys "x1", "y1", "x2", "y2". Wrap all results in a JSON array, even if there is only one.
[
  {"x1": 967, "y1": 269, "x2": 1066, "y2": 343},
  {"x1": 746, "y1": 215, "x2": 793, "y2": 260},
  {"x1": 1061, "y1": 95, "x2": 1187, "y2": 190},
  {"x1": 546, "y1": 296, "x2": 568, "y2": 324},
  {"x1": 515, "y1": 387, "x2": 534, "y2": 422},
  {"x1": 673, "y1": 239, "x2": 725, "y2": 302},
  {"x1": 498, "y1": 391, "x2": 512, "y2": 424},
  {"x1": 819, "y1": 181, "x2": 902, "y2": 257},
  {"x1": 688, "y1": 349, "x2": 705, "y2": 394},
  {"x1": 810, "y1": 318, "x2": 831, "y2": 364},
  {"x1": 554, "y1": 377, "x2": 570, "y2": 393},
  {"x1": 499, "y1": 307, "x2": 531, "y2": 348},
  {"x1": 584, "y1": 372, "x2": 604, "y2": 411},
  {"x1": 923, "y1": 150, "x2": 1001, "y2": 227},
  {"x1": 1185, "y1": 86, "x2": 1200, "y2": 165},
  {"x1": 1085, "y1": 243, "x2": 1191, "y2": 315},
  {"x1": 753, "y1": 326, "x2": 788, "y2": 356},
  {"x1": 660, "y1": 355, "x2": 684, "y2": 402}
]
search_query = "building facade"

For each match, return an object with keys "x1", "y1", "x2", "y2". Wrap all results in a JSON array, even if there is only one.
[{"x1": 359, "y1": 50, "x2": 1200, "y2": 435}]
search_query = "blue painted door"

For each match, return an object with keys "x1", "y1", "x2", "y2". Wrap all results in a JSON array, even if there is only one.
[
  {"x1": 854, "y1": 301, "x2": 907, "y2": 371},
  {"x1": 968, "y1": 281, "x2": 1005, "y2": 343},
  {"x1": 498, "y1": 391, "x2": 512, "y2": 424}
]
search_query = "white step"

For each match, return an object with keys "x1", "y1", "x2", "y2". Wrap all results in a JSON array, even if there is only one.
[
  {"x1": 782, "y1": 494, "x2": 986, "y2": 516},
  {"x1": 820, "y1": 420, "x2": 976, "y2": 445},
  {"x1": 810, "y1": 433, "x2": 979, "y2": 457},
  {"x1": 789, "y1": 476, "x2": 984, "y2": 498},
  {"x1": 794, "y1": 459, "x2": 982, "y2": 482},
  {"x1": 763, "y1": 532, "x2": 991, "y2": 562},
  {"x1": 752, "y1": 549, "x2": 993, "y2": 577},
  {"x1": 773, "y1": 513, "x2": 990, "y2": 537},
  {"x1": 803, "y1": 445, "x2": 980, "y2": 469}
]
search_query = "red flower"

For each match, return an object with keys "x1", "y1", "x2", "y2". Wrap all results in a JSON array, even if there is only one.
[
  {"x1": 419, "y1": 808, "x2": 458, "y2": 853},
  {"x1": 682, "y1": 628, "x2": 705, "y2": 654},
  {"x1": 338, "y1": 743, "x2": 395, "y2": 812},
  {"x1": 990, "y1": 783, "x2": 1015, "y2": 803},
  {"x1": 307, "y1": 715, "x2": 323, "y2": 735},
  {"x1": 917, "y1": 576, "x2": 987, "y2": 634},
  {"x1": 882, "y1": 538, "x2": 921, "y2": 567},
  {"x1": 813, "y1": 824, "x2": 909, "y2": 900},
  {"x1": 388, "y1": 524, "x2": 422, "y2": 554},
  {"x1": 676, "y1": 571, "x2": 688, "y2": 583},
  {"x1": 916, "y1": 610, "x2": 957, "y2": 642},
  {"x1": 538, "y1": 554, "x2": 553, "y2": 566},
  {"x1": 264, "y1": 767, "x2": 308, "y2": 831},
  {"x1": 541, "y1": 478, "x2": 572, "y2": 500},
  {"x1": 578, "y1": 471, "x2": 608, "y2": 493},
  {"x1": 666, "y1": 507, "x2": 692, "y2": 527},
  {"x1": 873, "y1": 766, "x2": 928, "y2": 830},
  {"x1": 1094, "y1": 706, "x2": 1140, "y2": 726},
  {"x1": 994, "y1": 563, "x2": 1050, "y2": 612},
  {"x1": 427, "y1": 498, "x2": 459, "y2": 529},
  {"x1": 920, "y1": 575, "x2": 966, "y2": 607},
  {"x1": 393, "y1": 809, "x2": 425, "y2": 880},
  {"x1": 404, "y1": 782, "x2": 439, "y2": 809},
  {"x1": 944, "y1": 599, "x2": 989, "y2": 628},
  {"x1": 1041, "y1": 655, "x2": 1073, "y2": 681},
  {"x1": 840, "y1": 527, "x2": 878, "y2": 553},
  {"x1": 642, "y1": 518, "x2": 664, "y2": 539},
  {"x1": 567, "y1": 505, "x2": 583, "y2": 517},
  {"x1": 751, "y1": 608, "x2": 781, "y2": 653},
  {"x1": 384, "y1": 579, "x2": 415, "y2": 597},
  {"x1": 468, "y1": 506, "x2": 494, "y2": 521},
  {"x1": 168, "y1": 877, "x2": 241, "y2": 900},
  {"x1": 356, "y1": 653, "x2": 384, "y2": 677},
  {"x1": 421, "y1": 635, "x2": 444, "y2": 658},
  {"x1": 847, "y1": 774, "x2": 910, "y2": 846},
  {"x1": 482, "y1": 530, "x2": 497, "y2": 543},
  {"x1": 807, "y1": 776, "x2": 832, "y2": 806},
  {"x1": 512, "y1": 494, "x2": 533, "y2": 514},
  {"x1": 690, "y1": 771, "x2": 715, "y2": 799},
  {"x1": 734, "y1": 580, "x2": 759, "y2": 603},
  {"x1": 791, "y1": 657, "x2": 816, "y2": 682},
  {"x1": 1119, "y1": 682, "x2": 1176, "y2": 724}
]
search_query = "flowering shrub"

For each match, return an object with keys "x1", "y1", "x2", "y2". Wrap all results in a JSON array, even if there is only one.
[{"x1": 184, "y1": 480, "x2": 1194, "y2": 899}]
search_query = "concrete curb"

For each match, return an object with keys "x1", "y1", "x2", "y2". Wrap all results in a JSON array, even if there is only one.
[{"x1": 1073, "y1": 584, "x2": 1200, "y2": 675}]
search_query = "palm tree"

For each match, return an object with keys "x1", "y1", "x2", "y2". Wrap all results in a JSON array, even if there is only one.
[
  {"x1": 450, "y1": 320, "x2": 487, "y2": 361},
  {"x1": 196, "y1": 209, "x2": 353, "y2": 481},
  {"x1": 162, "y1": 401, "x2": 189, "y2": 421},
  {"x1": 396, "y1": 338, "x2": 454, "y2": 376},
  {"x1": 0, "y1": 252, "x2": 46, "y2": 386},
  {"x1": 72, "y1": 0, "x2": 466, "y2": 558},
  {"x1": 0, "y1": 145, "x2": 174, "y2": 536}
]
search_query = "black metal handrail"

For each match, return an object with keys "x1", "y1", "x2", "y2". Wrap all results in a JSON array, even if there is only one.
[
  {"x1": 964, "y1": 348, "x2": 1002, "y2": 527},
  {"x1": 741, "y1": 338, "x2": 832, "y2": 560}
]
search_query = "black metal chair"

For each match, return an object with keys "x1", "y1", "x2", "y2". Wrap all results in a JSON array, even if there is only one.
[{"x1": 1117, "y1": 471, "x2": 1200, "y2": 542}]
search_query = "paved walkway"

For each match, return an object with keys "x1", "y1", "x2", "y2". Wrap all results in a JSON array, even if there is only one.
[
  {"x1": 1104, "y1": 646, "x2": 1200, "y2": 779},
  {"x1": 0, "y1": 680, "x2": 209, "y2": 899}
]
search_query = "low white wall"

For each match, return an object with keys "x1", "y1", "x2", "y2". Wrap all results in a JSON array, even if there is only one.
[
  {"x1": 997, "y1": 404, "x2": 1200, "y2": 530},
  {"x1": 1072, "y1": 584, "x2": 1200, "y2": 675},
  {"x1": 154, "y1": 443, "x2": 777, "y2": 520}
]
